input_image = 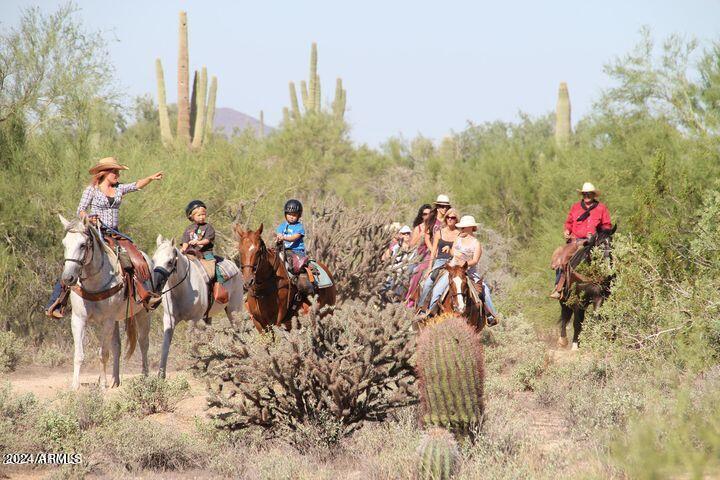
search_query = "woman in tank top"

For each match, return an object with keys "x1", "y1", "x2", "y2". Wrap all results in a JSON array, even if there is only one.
[
  {"x1": 417, "y1": 208, "x2": 459, "y2": 310},
  {"x1": 425, "y1": 215, "x2": 498, "y2": 322}
]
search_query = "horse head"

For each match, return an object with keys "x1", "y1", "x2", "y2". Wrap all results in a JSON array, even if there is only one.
[
  {"x1": 59, "y1": 214, "x2": 95, "y2": 286},
  {"x1": 152, "y1": 235, "x2": 177, "y2": 293},
  {"x1": 234, "y1": 223, "x2": 265, "y2": 290},
  {"x1": 446, "y1": 262, "x2": 470, "y2": 314},
  {"x1": 594, "y1": 223, "x2": 617, "y2": 260}
]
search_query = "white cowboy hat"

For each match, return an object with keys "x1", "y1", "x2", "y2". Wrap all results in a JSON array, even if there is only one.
[
  {"x1": 434, "y1": 194, "x2": 451, "y2": 206},
  {"x1": 399, "y1": 225, "x2": 412, "y2": 234},
  {"x1": 577, "y1": 182, "x2": 600, "y2": 195},
  {"x1": 88, "y1": 156, "x2": 129, "y2": 175},
  {"x1": 456, "y1": 215, "x2": 479, "y2": 229}
]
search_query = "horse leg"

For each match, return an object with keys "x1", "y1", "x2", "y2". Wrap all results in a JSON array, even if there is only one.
[
  {"x1": 111, "y1": 321, "x2": 121, "y2": 387},
  {"x1": 71, "y1": 312, "x2": 86, "y2": 391},
  {"x1": 136, "y1": 314, "x2": 151, "y2": 376},
  {"x1": 558, "y1": 303, "x2": 572, "y2": 347},
  {"x1": 572, "y1": 307, "x2": 585, "y2": 350},
  {"x1": 158, "y1": 313, "x2": 175, "y2": 379},
  {"x1": 99, "y1": 318, "x2": 114, "y2": 389}
]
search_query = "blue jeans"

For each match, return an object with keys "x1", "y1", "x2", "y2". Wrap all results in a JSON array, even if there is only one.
[
  {"x1": 419, "y1": 258, "x2": 449, "y2": 307},
  {"x1": 46, "y1": 281, "x2": 64, "y2": 310},
  {"x1": 427, "y1": 270, "x2": 497, "y2": 315}
]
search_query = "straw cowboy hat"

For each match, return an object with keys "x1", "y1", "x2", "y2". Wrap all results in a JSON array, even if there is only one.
[
  {"x1": 399, "y1": 225, "x2": 412, "y2": 234},
  {"x1": 456, "y1": 215, "x2": 479, "y2": 229},
  {"x1": 434, "y1": 194, "x2": 451, "y2": 206},
  {"x1": 576, "y1": 182, "x2": 600, "y2": 195},
  {"x1": 88, "y1": 157, "x2": 129, "y2": 175}
]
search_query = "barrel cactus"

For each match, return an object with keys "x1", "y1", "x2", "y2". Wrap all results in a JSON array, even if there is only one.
[
  {"x1": 416, "y1": 316, "x2": 484, "y2": 434},
  {"x1": 416, "y1": 427, "x2": 460, "y2": 480}
]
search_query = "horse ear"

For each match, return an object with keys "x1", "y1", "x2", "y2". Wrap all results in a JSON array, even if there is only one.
[
  {"x1": 170, "y1": 237, "x2": 176, "y2": 247},
  {"x1": 611, "y1": 223, "x2": 617, "y2": 234},
  {"x1": 81, "y1": 216, "x2": 90, "y2": 227},
  {"x1": 58, "y1": 214, "x2": 70, "y2": 229},
  {"x1": 257, "y1": 223, "x2": 264, "y2": 235},
  {"x1": 462, "y1": 261, "x2": 469, "y2": 270},
  {"x1": 156, "y1": 234, "x2": 164, "y2": 246}
]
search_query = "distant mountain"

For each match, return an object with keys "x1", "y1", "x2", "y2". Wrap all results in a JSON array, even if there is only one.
[{"x1": 212, "y1": 107, "x2": 273, "y2": 137}]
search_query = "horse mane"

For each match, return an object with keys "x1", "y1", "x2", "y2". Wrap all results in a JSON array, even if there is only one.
[{"x1": 65, "y1": 218, "x2": 88, "y2": 234}]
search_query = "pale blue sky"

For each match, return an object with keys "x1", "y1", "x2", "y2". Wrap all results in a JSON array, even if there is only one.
[{"x1": 2, "y1": 0, "x2": 718, "y2": 146}]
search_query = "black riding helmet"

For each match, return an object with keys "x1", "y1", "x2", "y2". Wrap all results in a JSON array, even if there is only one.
[
  {"x1": 185, "y1": 199, "x2": 206, "y2": 218},
  {"x1": 284, "y1": 199, "x2": 303, "y2": 216}
]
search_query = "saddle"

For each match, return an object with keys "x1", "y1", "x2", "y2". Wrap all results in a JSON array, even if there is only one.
[
  {"x1": 103, "y1": 235, "x2": 157, "y2": 308},
  {"x1": 185, "y1": 249, "x2": 229, "y2": 304},
  {"x1": 283, "y1": 252, "x2": 319, "y2": 297}
]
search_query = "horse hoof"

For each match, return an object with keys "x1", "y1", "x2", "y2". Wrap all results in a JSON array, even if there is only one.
[
  {"x1": 557, "y1": 337, "x2": 568, "y2": 347},
  {"x1": 571, "y1": 342, "x2": 579, "y2": 351}
]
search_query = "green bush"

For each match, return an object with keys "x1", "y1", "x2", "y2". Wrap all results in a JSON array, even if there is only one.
[{"x1": 120, "y1": 375, "x2": 191, "y2": 416}]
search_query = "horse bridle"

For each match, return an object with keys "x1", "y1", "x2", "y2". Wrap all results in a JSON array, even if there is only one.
[
  {"x1": 448, "y1": 272, "x2": 470, "y2": 313},
  {"x1": 63, "y1": 230, "x2": 103, "y2": 282},
  {"x1": 153, "y1": 248, "x2": 189, "y2": 295},
  {"x1": 240, "y1": 242, "x2": 266, "y2": 289}
]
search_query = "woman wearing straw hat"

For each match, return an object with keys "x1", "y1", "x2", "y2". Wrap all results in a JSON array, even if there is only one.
[
  {"x1": 549, "y1": 182, "x2": 612, "y2": 299},
  {"x1": 423, "y1": 215, "x2": 497, "y2": 322},
  {"x1": 44, "y1": 157, "x2": 163, "y2": 318}
]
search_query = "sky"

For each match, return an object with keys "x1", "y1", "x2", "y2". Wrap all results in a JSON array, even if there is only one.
[{"x1": 1, "y1": 0, "x2": 719, "y2": 146}]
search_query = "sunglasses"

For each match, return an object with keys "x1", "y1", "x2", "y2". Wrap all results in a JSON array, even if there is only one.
[
  {"x1": 437, "y1": 205, "x2": 450, "y2": 209},
  {"x1": 582, "y1": 192, "x2": 594, "y2": 197},
  {"x1": 446, "y1": 216, "x2": 458, "y2": 220},
  {"x1": 422, "y1": 212, "x2": 431, "y2": 217},
  {"x1": 401, "y1": 232, "x2": 411, "y2": 235}
]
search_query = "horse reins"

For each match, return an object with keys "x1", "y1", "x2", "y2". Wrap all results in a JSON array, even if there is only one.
[{"x1": 155, "y1": 249, "x2": 190, "y2": 295}]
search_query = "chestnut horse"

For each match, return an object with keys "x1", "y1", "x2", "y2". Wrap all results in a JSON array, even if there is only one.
[
  {"x1": 235, "y1": 224, "x2": 336, "y2": 331},
  {"x1": 439, "y1": 263, "x2": 486, "y2": 331}
]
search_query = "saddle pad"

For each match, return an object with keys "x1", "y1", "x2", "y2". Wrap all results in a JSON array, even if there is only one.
[
  {"x1": 310, "y1": 261, "x2": 333, "y2": 288},
  {"x1": 217, "y1": 259, "x2": 239, "y2": 281}
]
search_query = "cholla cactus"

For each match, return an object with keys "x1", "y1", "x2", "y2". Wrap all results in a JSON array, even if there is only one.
[
  {"x1": 416, "y1": 428, "x2": 460, "y2": 480},
  {"x1": 416, "y1": 316, "x2": 484, "y2": 435},
  {"x1": 190, "y1": 300, "x2": 417, "y2": 445},
  {"x1": 555, "y1": 82, "x2": 572, "y2": 147}
]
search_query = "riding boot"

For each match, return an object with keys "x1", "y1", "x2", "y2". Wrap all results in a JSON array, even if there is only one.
[{"x1": 45, "y1": 282, "x2": 70, "y2": 319}]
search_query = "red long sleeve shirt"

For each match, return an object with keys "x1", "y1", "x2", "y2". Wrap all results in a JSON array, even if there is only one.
[{"x1": 564, "y1": 201, "x2": 612, "y2": 239}]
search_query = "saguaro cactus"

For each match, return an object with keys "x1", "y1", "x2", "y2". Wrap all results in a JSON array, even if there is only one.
[
  {"x1": 259, "y1": 110, "x2": 265, "y2": 137},
  {"x1": 308, "y1": 43, "x2": 318, "y2": 112},
  {"x1": 416, "y1": 316, "x2": 484, "y2": 435},
  {"x1": 289, "y1": 82, "x2": 300, "y2": 118},
  {"x1": 416, "y1": 428, "x2": 460, "y2": 480},
  {"x1": 191, "y1": 67, "x2": 208, "y2": 149},
  {"x1": 204, "y1": 75, "x2": 217, "y2": 143},
  {"x1": 155, "y1": 59, "x2": 173, "y2": 146},
  {"x1": 176, "y1": 11, "x2": 190, "y2": 144},
  {"x1": 555, "y1": 82, "x2": 572, "y2": 147},
  {"x1": 333, "y1": 78, "x2": 346, "y2": 119}
]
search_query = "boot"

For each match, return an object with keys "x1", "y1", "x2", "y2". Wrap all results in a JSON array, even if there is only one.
[{"x1": 549, "y1": 290, "x2": 562, "y2": 299}]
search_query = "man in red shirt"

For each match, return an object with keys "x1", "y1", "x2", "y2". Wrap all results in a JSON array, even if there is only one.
[{"x1": 549, "y1": 182, "x2": 612, "y2": 299}]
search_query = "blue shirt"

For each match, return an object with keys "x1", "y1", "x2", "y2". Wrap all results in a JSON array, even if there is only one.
[{"x1": 276, "y1": 221, "x2": 306, "y2": 253}]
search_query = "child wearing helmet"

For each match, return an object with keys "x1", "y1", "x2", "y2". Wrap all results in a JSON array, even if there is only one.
[
  {"x1": 181, "y1": 200, "x2": 216, "y2": 255},
  {"x1": 275, "y1": 199, "x2": 306, "y2": 259}
]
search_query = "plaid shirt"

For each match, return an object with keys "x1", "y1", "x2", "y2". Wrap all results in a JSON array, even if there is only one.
[{"x1": 76, "y1": 183, "x2": 138, "y2": 229}]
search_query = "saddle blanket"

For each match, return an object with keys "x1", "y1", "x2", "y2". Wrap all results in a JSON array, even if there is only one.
[
  {"x1": 312, "y1": 261, "x2": 333, "y2": 288},
  {"x1": 191, "y1": 257, "x2": 239, "y2": 284}
]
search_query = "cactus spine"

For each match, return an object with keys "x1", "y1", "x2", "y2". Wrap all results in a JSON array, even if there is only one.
[
  {"x1": 416, "y1": 316, "x2": 484, "y2": 435},
  {"x1": 555, "y1": 82, "x2": 571, "y2": 147},
  {"x1": 333, "y1": 78, "x2": 346, "y2": 119},
  {"x1": 176, "y1": 11, "x2": 190, "y2": 145},
  {"x1": 416, "y1": 428, "x2": 460, "y2": 480},
  {"x1": 191, "y1": 67, "x2": 207, "y2": 149},
  {"x1": 155, "y1": 59, "x2": 173, "y2": 146}
]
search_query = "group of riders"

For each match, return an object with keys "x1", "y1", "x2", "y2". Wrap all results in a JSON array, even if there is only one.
[{"x1": 45, "y1": 156, "x2": 613, "y2": 326}]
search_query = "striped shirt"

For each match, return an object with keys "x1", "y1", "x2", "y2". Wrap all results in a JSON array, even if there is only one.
[{"x1": 76, "y1": 183, "x2": 138, "y2": 229}]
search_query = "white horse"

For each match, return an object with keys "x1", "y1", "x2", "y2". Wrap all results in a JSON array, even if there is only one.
[
  {"x1": 58, "y1": 215, "x2": 152, "y2": 390},
  {"x1": 152, "y1": 235, "x2": 244, "y2": 378}
]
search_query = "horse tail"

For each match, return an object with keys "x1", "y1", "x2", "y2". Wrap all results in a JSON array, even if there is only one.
[{"x1": 125, "y1": 316, "x2": 137, "y2": 360}]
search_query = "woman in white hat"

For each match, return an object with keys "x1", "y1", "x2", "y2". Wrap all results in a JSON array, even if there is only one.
[
  {"x1": 423, "y1": 215, "x2": 497, "y2": 322},
  {"x1": 549, "y1": 182, "x2": 612, "y2": 299},
  {"x1": 45, "y1": 157, "x2": 163, "y2": 318}
]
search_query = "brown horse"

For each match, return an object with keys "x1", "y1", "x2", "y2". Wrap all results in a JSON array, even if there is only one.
[
  {"x1": 234, "y1": 224, "x2": 336, "y2": 332},
  {"x1": 557, "y1": 224, "x2": 616, "y2": 349},
  {"x1": 440, "y1": 263, "x2": 486, "y2": 331}
]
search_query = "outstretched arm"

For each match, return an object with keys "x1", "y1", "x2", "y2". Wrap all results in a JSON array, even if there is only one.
[{"x1": 136, "y1": 171, "x2": 164, "y2": 190}]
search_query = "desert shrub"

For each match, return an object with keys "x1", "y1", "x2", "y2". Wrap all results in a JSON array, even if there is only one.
[
  {"x1": 0, "y1": 330, "x2": 23, "y2": 372},
  {"x1": 612, "y1": 368, "x2": 720, "y2": 478},
  {"x1": 120, "y1": 374, "x2": 191, "y2": 416},
  {"x1": 36, "y1": 342, "x2": 68, "y2": 367},
  {"x1": 88, "y1": 417, "x2": 210, "y2": 472},
  {"x1": 512, "y1": 353, "x2": 546, "y2": 392},
  {"x1": 191, "y1": 301, "x2": 417, "y2": 447},
  {"x1": 0, "y1": 382, "x2": 37, "y2": 451},
  {"x1": 304, "y1": 195, "x2": 403, "y2": 305}
]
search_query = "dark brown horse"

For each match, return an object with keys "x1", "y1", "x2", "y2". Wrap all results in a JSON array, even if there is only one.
[
  {"x1": 235, "y1": 224, "x2": 336, "y2": 332},
  {"x1": 440, "y1": 263, "x2": 486, "y2": 331},
  {"x1": 557, "y1": 224, "x2": 617, "y2": 349}
]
